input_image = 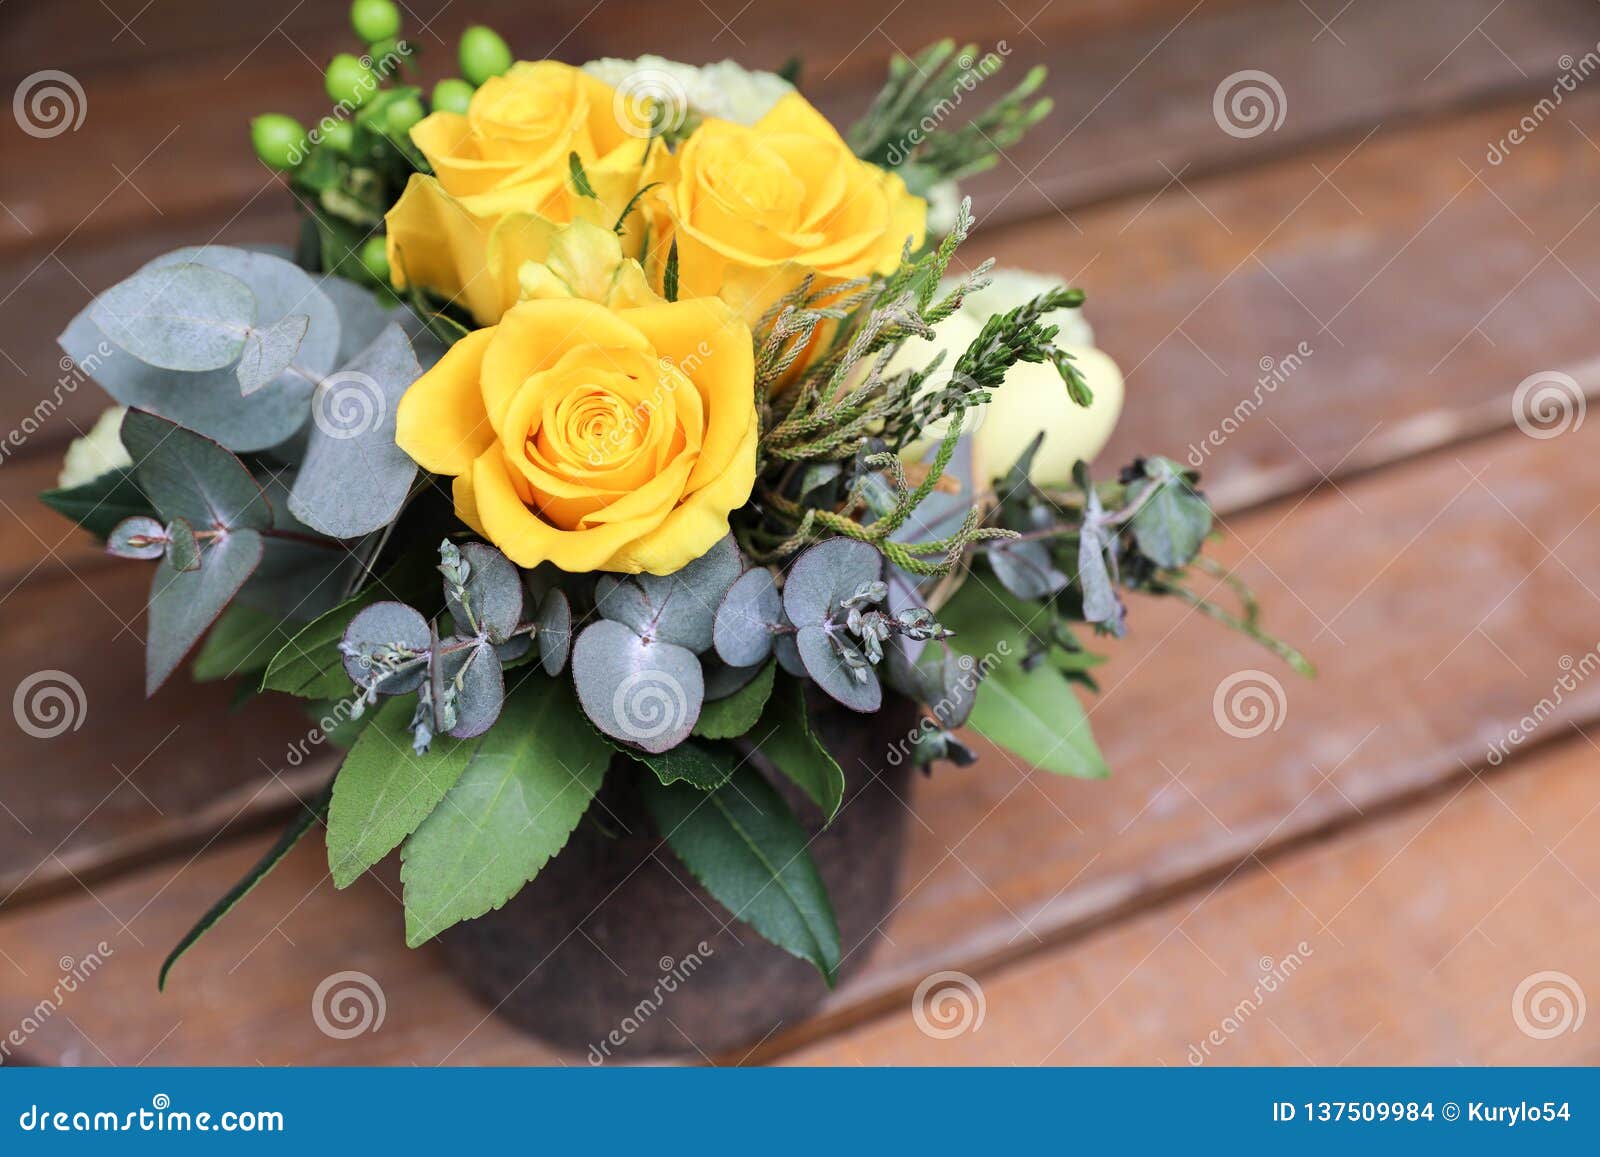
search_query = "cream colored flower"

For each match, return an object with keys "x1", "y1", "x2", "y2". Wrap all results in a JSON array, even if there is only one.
[
  {"x1": 581, "y1": 55, "x2": 793, "y2": 128},
  {"x1": 58, "y1": 406, "x2": 131, "y2": 488}
]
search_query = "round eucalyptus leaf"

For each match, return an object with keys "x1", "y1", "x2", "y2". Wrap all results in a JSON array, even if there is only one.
[
  {"x1": 571, "y1": 619, "x2": 703, "y2": 754},
  {"x1": 782, "y1": 539, "x2": 884, "y2": 626},
  {"x1": 931, "y1": 650, "x2": 980, "y2": 729},
  {"x1": 432, "y1": 637, "x2": 505, "y2": 739},
  {"x1": 635, "y1": 534, "x2": 742, "y2": 652},
  {"x1": 537, "y1": 588, "x2": 572, "y2": 676},
  {"x1": 713, "y1": 566, "x2": 782, "y2": 668},
  {"x1": 495, "y1": 635, "x2": 532, "y2": 664},
  {"x1": 774, "y1": 631, "x2": 805, "y2": 678},
  {"x1": 236, "y1": 313, "x2": 310, "y2": 396},
  {"x1": 164, "y1": 517, "x2": 202, "y2": 574},
  {"x1": 594, "y1": 575, "x2": 652, "y2": 636},
  {"x1": 91, "y1": 263, "x2": 256, "y2": 372},
  {"x1": 107, "y1": 515, "x2": 167, "y2": 560},
  {"x1": 796, "y1": 623, "x2": 882, "y2": 713},
  {"x1": 445, "y1": 542, "x2": 523, "y2": 643},
  {"x1": 703, "y1": 656, "x2": 764, "y2": 701},
  {"x1": 341, "y1": 601, "x2": 430, "y2": 694}
]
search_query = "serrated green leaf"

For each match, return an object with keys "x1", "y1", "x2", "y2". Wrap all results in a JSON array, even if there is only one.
[
  {"x1": 568, "y1": 151, "x2": 597, "y2": 198},
  {"x1": 645, "y1": 765, "x2": 840, "y2": 984},
  {"x1": 939, "y1": 575, "x2": 1109, "y2": 779},
  {"x1": 400, "y1": 679, "x2": 609, "y2": 945},
  {"x1": 193, "y1": 603, "x2": 295, "y2": 682},
  {"x1": 694, "y1": 660, "x2": 775, "y2": 739},
  {"x1": 261, "y1": 589, "x2": 386, "y2": 699},
  {"x1": 327, "y1": 697, "x2": 478, "y2": 888},
  {"x1": 757, "y1": 675, "x2": 847, "y2": 819},
  {"x1": 158, "y1": 781, "x2": 330, "y2": 991},
  {"x1": 625, "y1": 738, "x2": 738, "y2": 791}
]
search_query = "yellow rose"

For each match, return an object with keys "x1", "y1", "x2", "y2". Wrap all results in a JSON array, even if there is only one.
[
  {"x1": 394, "y1": 297, "x2": 757, "y2": 574},
  {"x1": 385, "y1": 61, "x2": 651, "y2": 325},
  {"x1": 650, "y1": 92, "x2": 926, "y2": 325}
]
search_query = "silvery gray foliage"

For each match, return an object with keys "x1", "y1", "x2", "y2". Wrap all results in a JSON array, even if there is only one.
[
  {"x1": 340, "y1": 602, "x2": 431, "y2": 699},
  {"x1": 536, "y1": 589, "x2": 572, "y2": 676},
  {"x1": 286, "y1": 323, "x2": 422, "y2": 540},
  {"x1": 441, "y1": 541, "x2": 523, "y2": 643},
  {"x1": 61, "y1": 246, "x2": 342, "y2": 452},
  {"x1": 431, "y1": 637, "x2": 504, "y2": 739},
  {"x1": 574, "y1": 535, "x2": 743, "y2": 745},
  {"x1": 106, "y1": 515, "x2": 168, "y2": 561},
  {"x1": 713, "y1": 567, "x2": 782, "y2": 668},
  {"x1": 120, "y1": 408, "x2": 275, "y2": 694}
]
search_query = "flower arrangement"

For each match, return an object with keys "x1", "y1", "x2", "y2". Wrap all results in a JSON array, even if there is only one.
[{"x1": 41, "y1": 5, "x2": 1307, "y2": 993}]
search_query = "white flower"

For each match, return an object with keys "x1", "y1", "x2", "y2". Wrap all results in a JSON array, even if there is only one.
[
  {"x1": 893, "y1": 268, "x2": 1123, "y2": 485},
  {"x1": 57, "y1": 406, "x2": 131, "y2": 489},
  {"x1": 582, "y1": 56, "x2": 793, "y2": 127},
  {"x1": 925, "y1": 180, "x2": 963, "y2": 236}
]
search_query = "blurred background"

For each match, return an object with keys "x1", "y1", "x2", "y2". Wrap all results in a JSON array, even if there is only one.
[{"x1": 3, "y1": 0, "x2": 1600, "y2": 1065}]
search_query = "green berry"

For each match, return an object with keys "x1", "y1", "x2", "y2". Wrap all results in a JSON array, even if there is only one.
[
  {"x1": 250, "y1": 114, "x2": 307, "y2": 170},
  {"x1": 431, "y1": 78, "x2": 475, "y2": 117},
  {"x1": 349, "y1": 0, "x2": 401, "y2": 43},
  {"x1": 383, "y1": 94, "x2": 426, "y2": 135},
  {"x1": 359, "y1": 236, "x2": 392, "y2": 283},
  {"x1": 319, "y1": 117, "x2": 356, "y2": 153},
  {"x1": 458, "y1": 25, "x2": 512, "y2": 86},
  {"x1": 326, "y1": 52, "x2": 378, "y2": 108}
]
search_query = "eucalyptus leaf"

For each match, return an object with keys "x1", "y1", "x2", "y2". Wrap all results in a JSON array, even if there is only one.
[
  {"x1": 400, "y1": 679, "x2": 609, "y2": 945},
  {"x1": 236, "y1": 312, "x2": 310, "y2": 395},
  {"x1": 1076, "y1": 518, "x2": 1120, "y2": 628},
  {"x1": 571, "y1": 618, "x2": 703, "y2": 753},
  {"x1": 1130, "y1": 457, "x2": 1213, "y2": 568},
  {"x1": 694, "y1": 660, "x2": 775, "y2": 739},
  {"x1": 443, "y1": 541, "x2": 522, "y2": 643},
  {"x1": 146, "y1": 528, "x2": 264, "y2": 695},
  {"x1": 774, "y1": 631, "x2": 805, "y2": 678},
  {"x1": 796, "y1": 623, "x2": 882, "y2": 713},
  {"x1": 536, "y1": 588, "x2": 572, "y2": 675},
  {"x1": 713, "y1": 566, "x2": 782, "y2": 668},
  {"x1": 989, "y1": 538, "x2": 1069, "y2": 601},
  {"x1": 326, "y1": 697, "x2": 478, "y2": 888},
  {"x1": 91, "y1": 262, "x2": 255, "y2": 371},
  {"x1": 164, "y1": 517, "x2": 201, "y2": 573},
  {"x1": 431, "y1": 637, "x2": 505, "y2": 739},
  {"x1": 645, "y1": 765, "x2": 841, "y2": 984},
  {"x1": 107, "y1": 515, "x2": 166, "y2": 560},
  {"x1": 120, "y1": 409, "x2": 272, "y2": 532},
  {"x1": 703, "y1": 655, "x2": 766, "y2": 701},
  {"x1": 782, "y1": 538, "x2": 883, "y2": 626},
  {"x1": 631, "y1": 534, "x2": 742, "y2": 652},
  {"x1": 340, "y1": 601, "x2": 430, "y2": 695},
  {"x1": 287, "y1": 323, "x2": 421, "y2": 539}
]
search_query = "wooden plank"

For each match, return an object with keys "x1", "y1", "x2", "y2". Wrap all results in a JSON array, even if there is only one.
[
  {"x1": 4, "y1": 414, "x2": 1600, "y2": 1064},
  {"x1": 3, "y1": 0, "x2": 1594, "y2": 255},
  {"x1": 781, "y1": 730, "x2": 1600, "y2": 1065}
]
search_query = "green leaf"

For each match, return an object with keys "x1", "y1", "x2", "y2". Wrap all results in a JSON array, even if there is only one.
[
  {"x1": 1130, "y1": 457, "x2": 1213, "y2": 568},
  {"x1": 400, "y1": 679, "x2": 609, "y2": 945},
  {"x1": 193, "y1": 603, "x2": 295, "y2": 682},
  {"x1": 568, "y1": 151, "x2": 597, "y2": 199},
  {"x1": 262, "y1": 588, "x2": 386, "y2": 699},
  {"x1": 663, "y1": 238, "x2": 679, "y2": 302},
  {"x1": 327, "y1": 697, "x2": 478, "y2": 888},
  {"x1": 756, "y1": 675, "x2": 847, "y2": 820},
  {"x1": 939, "y1": 575, "x2": 1109, "y2": 779},
  {"x1": 39, "y1": 468, "x2": 152, "y2": 540},
  {"x1": 92, "y1": 262, "x2": 255, "y2": 371},
  {"x1": 626, "y1": 738, "x2": 738, "y2": 791},
  {"x1": 158, "y1": 781, "x2": 331, "y2": 991},
  {"x1": 645, "y1": 765, "x2": 841, "y2": 984},
  {"x1": 694, "y1": 660, "x2": 775, "y2": 739}
]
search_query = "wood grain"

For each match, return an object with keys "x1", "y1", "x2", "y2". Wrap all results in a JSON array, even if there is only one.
[{"x1": 781, "y1": 729, "x2": 1600, "y2": 1065}]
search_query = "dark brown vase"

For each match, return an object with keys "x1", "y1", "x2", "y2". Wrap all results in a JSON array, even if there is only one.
[{"x1": 437, "y1": 694, "x2": 921, "y2": 1062}]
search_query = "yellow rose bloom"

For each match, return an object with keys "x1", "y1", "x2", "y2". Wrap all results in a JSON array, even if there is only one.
[
  {"x1": 394, "y1": 297, "x2": 757, "y2": 574},
  {"x1": 649, "y1": 92, "x2": 927, "y2": 325},
  {"x1": 385, "y1": 61, "x2": 651, "y2": 326}
]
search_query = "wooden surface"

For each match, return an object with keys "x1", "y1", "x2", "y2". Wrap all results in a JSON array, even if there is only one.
[{"x1": 2, "y1": 0, "x2": 1599, "y2": 1066}]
